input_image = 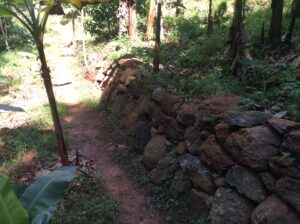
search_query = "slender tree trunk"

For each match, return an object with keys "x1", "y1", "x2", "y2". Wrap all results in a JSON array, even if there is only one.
[
  {"x1": 72, "y1": 16, "x2": 76, "y2": 47},
  {"x1": 153, "y1": 2, "x2": 161, "y2": 73},
  {"x1": 36, "y1": 40, "x2": 69, "y2": 166},
  {"x1": 269, "y1": 0, "x2": 284, "y2": 45},
  {"x1": 0, "y1": 18, "x2": 9, "y2": 50},
  {"x1": 175, "y1": 0, "x2": 182, "y2": 16},
  {"x1": 118, "y1": 0, "x2": 128, "y2": 37},
  {"x1": 284, "y1": 0, "x2": 300, "y2": 44},
  {"x1": 207, "y1": 0, "x2": 213, "y2": 37},
  {"x1": 146, "y1": 0, "x2": 155, "y2": 40},
  {"x1": 128, "y1": 0, "x2": 138, "y2": 40},
  {"x1": 81, "y1": 9, "x2": 87, "y2": 68}
]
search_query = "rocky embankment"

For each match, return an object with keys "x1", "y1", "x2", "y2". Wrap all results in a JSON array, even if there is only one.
[{"x1": 92, "y1": 57, "x2": 300, "y2": 224}]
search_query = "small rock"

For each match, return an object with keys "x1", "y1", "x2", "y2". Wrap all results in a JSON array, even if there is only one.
[
  {"x1": 225, "y1": 165, "x2": 268, "y2": 203},
  {"x1": 275, "y1": 176, "x2": 300, "y2": 213},
  {"x1": 214, "y1": 122, "x2": 231, "y2": 143},
  {"x1": 224, "y1": 126, "x2": 280, "y2": 170},
  {"x1": 142, "y1": 135, "x2": 167, "y2": 169},
  {"x1": 117, "y1": 84, "x2": 128, "y2": 93},
  {"x1": 274, "y1": 111, "x2": 288, "y2": 118},
  {"x1": 120, "y1": 67, "x2": 136, "y2": 84},
  {"x1": 176, "y1": 103, "x2": 198, "y2": 127},
  {"x1": 189, "y1": 189, "x2": 213, "y2": 217},
  {"x1": 260, "y1": 172, "x2": 276, "y2": 192},
  {"x1": 281, "y1": 130, "x2": 300, "y2": 156},
  {"x1": 150, "y1": 155, "x2": 178, "y2": 185},
  {"x1": 157, "y1": 124, "x2": 165, "y2": 134},
  {"x1": 184, "y1": 126, "x2": 203, "y2": 155},
  {"x1": 134, "y1": 121, "x2": 151, "y2": 151},
  {"x1": 117, "y1": 144, "x2": 126, "y2": 150},
  {"x1": 214, "y1": 176, "x2": 226, "y2": 188},
  {"x1": 199, "y1": 135, "x2": 234, "y2": 173},
  {"x1": 170, "y1": 170, "x2": 192, "y2": 196},
  {"x1": 151, "y1": 87, "x2": 166, "y2": 101},
  {"x1": 225, "y1": 111, "x2": 272, "y2": 128},
  {"x1": 268, "y1": 116, "x2": 300, "y2": 135},
  {"x1": 176, "y1": 142, "x2": 187, "y2": 155},
  {"x1": 251, "y1": 194, "x2": 300, "y2": 224},
  {"x1": 127, "y1": 81, "x2": 141, "y2": 98},
  {"x1": 181, "y1": 154, "x2": 216, "y2": 194},
  {"x1": 154, "y1": 91, "x2": 182, "y2": 115},
  {"x1": 164, "y1": 118, "x2": 185, "y2": 143},
  {"x1": 209, "y1": 188, "x2": 255, "y2": 224}
]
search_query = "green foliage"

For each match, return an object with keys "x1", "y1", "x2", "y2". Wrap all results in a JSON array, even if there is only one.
[
  {"x1": 20, "y1": 166, "x2": 77, "y2": 220},
  {"x1": 0, "y1": 174, "x2": 29, "y2": 224},
  {"x1": 52, "y1": 176, "x2": 119, "y2": 224},
  {"x1": 0, "y1": 167, "x2": 77, "y2": 224},
  {"x1": 85, "y1": 1, "x2": 118, "y2": 40}
]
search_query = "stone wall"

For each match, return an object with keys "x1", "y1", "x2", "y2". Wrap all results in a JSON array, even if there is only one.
[{"x1": 101, "y1": 58, "x2": 300, "y2": 224}]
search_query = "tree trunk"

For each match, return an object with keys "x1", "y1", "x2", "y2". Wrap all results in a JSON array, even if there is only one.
[
  {"x1": 225, "y1": 0, "x2": 253, "y2": 79},
  {"x1": 36, "y1": 40, "x2": 69, "y2": 166},
  {"x1": 175, "y1": 0, "x2": 182, "y2": 16},
  {"x1": 146, "y1": 0, "x2": 155, "y2": 40},
  {"x1": 72, "y1": 16, "x2": 76, "y2": 47},
  {"x1": 207, "y1": 0, "x2": 213, "y2": 37},
  {"x1": 128, "y1": 0, "x2": 138, "y2": 40},
  {"x1": 153, "y1": 2, "x2": 161, "y2": 73},
  {"x1": 283, "y1": 0, "x2": 300, "y2": 44},
  {"x1": 81, "y1": 9, "x2": 87, "y2": 68},
  {"x1": 0, "y1": 18, "x2": 9, "y2": 50},
  {"x1": 269, "y1": 0, "x2": 284, "y2": 45},
  {"x1": 118, "y1": 0, "x2": 128, "y2": 37}
]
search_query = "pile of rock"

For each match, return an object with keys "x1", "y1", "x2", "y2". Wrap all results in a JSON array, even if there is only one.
[{"x1": 103, "y1": 58, "x2": 300, "y2": 223}]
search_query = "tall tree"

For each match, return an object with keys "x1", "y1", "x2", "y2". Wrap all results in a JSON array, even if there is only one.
[
  {"x1": 146, "y1": 0, "x2": 155, "y2": 40},
  {"x1": 207, "y1": 0, "x2": 213, "y2": 37},
  {"x1": 153, "y1": 1, "x2": 161, "y2": 72},
  {"x1": 283, "y1": 0, "x2": 300, "y2": 44},
  {"x1": 118, "y1": 0, "x2": 127, "y2": 36},
  {"x1": 269, "y1": 0, "x2": 284, "y2": 45},
  {"x1": 0, "y1": 18, "x2": 9, "y2": 49},
  {"x1": 225, "y1": 0, "x2": 252, "y2": 78},
  {"x1": 127, "y1": 0, "x2": 137, "y2": 40}
]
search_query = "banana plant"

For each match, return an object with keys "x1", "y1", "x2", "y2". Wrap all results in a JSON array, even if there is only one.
[
  {"x1": 0, "y1": 0, "x2": 109, "y2": 165},
  {"x1": 0, "y1": 166, "x2": 77, "y2": 224}
]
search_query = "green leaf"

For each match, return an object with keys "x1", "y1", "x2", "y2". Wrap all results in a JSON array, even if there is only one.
[
  {"x1": 0, "y1": 5, "x2": 13, "y2": 17},
  {"x1": 31, "y1": 207, "x2": 56, "y2": 224},
  {"x1": 20, "y1": 166, "x2": 77, "y2": 220},
  {"x1": 0, "y1": 174, "x2": 29, "y2": 224},
  {"x1": 13, "y1": 185, "x2": 28, "y2": 199}
]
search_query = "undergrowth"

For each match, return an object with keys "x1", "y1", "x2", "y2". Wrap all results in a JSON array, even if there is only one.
[{"x1": 53, "y1": 176, "x2": 119, "y2": 224}]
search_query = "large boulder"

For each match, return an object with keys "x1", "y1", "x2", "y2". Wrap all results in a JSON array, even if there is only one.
[
  {"x1": 170, "y1": 170, "x2": 192, "y2": 196},
  {"x1": 149, "y1": 154, "x2": 178, "y2": 185},
  {"x1": 275, "y1": 176, "x2": 300, "y2": 213},
  {"x1": 225, "y1": 165, "x2": 268, "y2": 203},
  {"x1": 176, "y1": 103, "x2": 198, "y2": 127},
  {"x1": 188, "y1": 189, "x2": 213, "y2": 218},
  {"x1": 198, "y1": 135, "x2": 234, "y2": 173},
  {"x1": 152, "y1": 88, "x2": 182, "y2": 115},
  {"x1": 224, "y1": 126, "x2": 280, "y2": 170},
  {"x1": 251, "y1": 194, "x2": 300, "y2": 224},
  {"x1": 225, "y1": 111, "x2": 272, "y2": 128},
  {"x1": 208, "y1": 188, "x2": 255, "y2": 224},
  {"x1": 180, "y1": 154, "x2": 216, "y2": 194},
  {"x1": 196, "y1": 95, "x2": 241, "y2": 130},
  {"x1": 268, "y1": 116, "x2": 300, "y2": 135},
  {"x1": 142, "y1": 135, "x2": 167, "y2": 169},
  {"x1": 281, "y1": 130, "x2": 300, "y2": 156}
]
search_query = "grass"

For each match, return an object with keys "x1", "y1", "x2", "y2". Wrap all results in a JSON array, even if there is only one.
[
  {"x1": 52, "y1": 176, "x2": 119, "y2": 224},
  {"x1": 80, "y1": 97, "x2": 108, "y2": 112}
]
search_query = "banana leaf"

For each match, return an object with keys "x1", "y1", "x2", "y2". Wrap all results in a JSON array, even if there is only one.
[
  {"x1": 0, "y1": 174, "x2": 29, "y2": 224},
  {"x1": 20, "y1": 166, "x2": 77, "y2": 220}
]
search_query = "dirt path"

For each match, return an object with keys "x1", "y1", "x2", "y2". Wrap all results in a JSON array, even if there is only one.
[{"x1": 47, "y1": 19, "x2": 166, "y2": 224}]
